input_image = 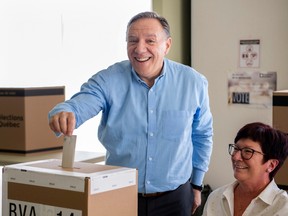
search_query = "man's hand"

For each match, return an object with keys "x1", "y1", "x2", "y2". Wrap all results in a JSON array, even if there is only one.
[
  {"x1": 191, "y1": 189, "x2": 201, "y2": 215},
  {"x1": 49, "y1": 112, "x2": 76, "y2": 136}
]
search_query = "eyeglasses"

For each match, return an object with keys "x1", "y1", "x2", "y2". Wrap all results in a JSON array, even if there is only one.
[{"x1": 228, "y1": 144, "x2": 265, "y2": 160}]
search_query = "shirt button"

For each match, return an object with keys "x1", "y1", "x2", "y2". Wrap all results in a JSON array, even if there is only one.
[
  {"x1": 150, "y1": 132, "x2": 154, "y2": 137},
  {"x1": 147, "y1": 181, "x2": 150, "y2": 184},
  {"x1": 150, "y1": 109, "x2": 154, "y2": 114},
  {"x1": 148, "y1": 157, "x2": 152, "y2": 161}
]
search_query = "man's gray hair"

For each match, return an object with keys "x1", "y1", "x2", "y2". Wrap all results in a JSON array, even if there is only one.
[{"x1": 126, "y1": 11, "x2": 171, "y2": 39}]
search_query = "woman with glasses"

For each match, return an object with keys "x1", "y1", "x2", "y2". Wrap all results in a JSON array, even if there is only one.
[{"x1": 203, "y1": 122, "x2": 288, "y2": 216}]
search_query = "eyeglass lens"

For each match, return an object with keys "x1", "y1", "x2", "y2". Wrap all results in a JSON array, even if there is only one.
[{"x1": 229, "y1": 144, "x2": 254, "y2": 160}]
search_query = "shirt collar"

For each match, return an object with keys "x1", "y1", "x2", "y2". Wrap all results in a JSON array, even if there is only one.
[
  {"x1": 257, "y1": 179, "x2": 281, "y2": 205},
  {"x1": 222, "y1": 179, "x2": 280, "y2": 206},
  {"x1": 131, "y1": 58, "x2": 167, "y2": 86}
]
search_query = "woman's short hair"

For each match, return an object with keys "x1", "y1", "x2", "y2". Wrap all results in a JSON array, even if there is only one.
[{"x1": 234, "y1": 122, "x2": 288, "y2": 180}]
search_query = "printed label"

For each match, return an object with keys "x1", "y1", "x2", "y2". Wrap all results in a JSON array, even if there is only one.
[
  {"x1": 0, "y1": 114, "x2": 24, "y2": 128},
  {"x1": 5, "y1": 200, "x2": 82, "y2": 216}
]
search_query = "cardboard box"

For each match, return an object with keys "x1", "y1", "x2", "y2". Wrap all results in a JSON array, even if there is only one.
[
  {"x1": 273, "y1": 90, "x2": 288, "y2": 187},
  {"x1": 2, "y1": 159, "x2": 138, "y2": 216},
  {"x1": 0, "y1": 87, "x2": 65, "y2": 153}
]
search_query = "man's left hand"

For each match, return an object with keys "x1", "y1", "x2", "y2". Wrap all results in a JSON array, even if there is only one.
[{"x1": 191, "y1": 189, "x2": 201, "y2": 215}]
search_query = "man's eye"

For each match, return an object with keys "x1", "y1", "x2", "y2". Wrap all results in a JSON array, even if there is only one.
[
  {"x1": 147, "y1": 40, "x2": 156, "y2": 44},
  {"x1": 128, "y1": 37, "x2": 138, "y2": 43},
  {"x1": 128, "y1": 40, "x2": 137, "y2": 43}
]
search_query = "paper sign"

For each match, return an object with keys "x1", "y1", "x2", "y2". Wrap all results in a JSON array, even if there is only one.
[{"x1": 239, "y1": 39, "x2": 260, "y2": 68}]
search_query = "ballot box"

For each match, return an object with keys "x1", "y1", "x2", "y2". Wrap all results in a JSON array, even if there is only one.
[
  {"x1": 0, "y1": 86, "x2": 64, "y2": 153},
  {"x1": 273, "y1": 90, "x2": 288, "y2": 189},
  {"x1": 2, "y1": 159, "x2": 137, "y2": 216}
]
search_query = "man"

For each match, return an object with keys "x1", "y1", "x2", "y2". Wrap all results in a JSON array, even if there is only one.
[{"x1": 49, "y1": 11, "x2": 213, "y2": 216}]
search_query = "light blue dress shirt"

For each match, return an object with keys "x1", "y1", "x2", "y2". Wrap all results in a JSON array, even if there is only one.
[{"x1": 49, "y1": 58, "x2": 213, "y2": 193}]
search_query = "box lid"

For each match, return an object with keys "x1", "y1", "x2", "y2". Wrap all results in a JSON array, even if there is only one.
[
  {"x1": 3, "y1": 159, "x2": 137, "y2": 194},
  {"x1": 273, "y1": 90, "x2": 288, "y2": 96},
  {"x1": 0, "y1": 86, "x2": 65, "y2": 97},
  {"x1": 273, "y1": 90, "x2": 288, "y2": 106}
]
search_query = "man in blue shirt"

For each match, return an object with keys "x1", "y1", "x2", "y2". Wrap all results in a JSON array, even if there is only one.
[{"x1": 49, "y1": 11, "x2": 213, "y2": 216}]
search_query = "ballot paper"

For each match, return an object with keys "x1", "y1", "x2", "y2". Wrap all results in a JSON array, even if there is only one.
[{"x1": 61, "y1": 135, "x2": 77, "y2": 168}]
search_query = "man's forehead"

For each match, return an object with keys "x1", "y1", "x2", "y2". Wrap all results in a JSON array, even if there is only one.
[
  {"x1": 128, "y1": 31, "x2": 158, "y2": 38},
  {"x1": 128, "y1": 18, "x2": 163, "y2": 31},
  {"x1": 128, "y1": 26, "x2": 164, "y2": 38}
]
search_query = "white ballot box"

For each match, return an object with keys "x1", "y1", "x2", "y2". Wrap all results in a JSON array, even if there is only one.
[{"x1": 2, "y1": 159, "x2": 137, "y2": 216}]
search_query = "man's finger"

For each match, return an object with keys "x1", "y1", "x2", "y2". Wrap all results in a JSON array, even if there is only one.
[{"x1": 66, "y1": 113, "x2": 76, "y2": 136}]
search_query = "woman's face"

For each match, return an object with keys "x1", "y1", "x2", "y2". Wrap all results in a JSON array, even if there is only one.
[{"x1": 231, "y1": 138, "x2": 271, "y2": 185}]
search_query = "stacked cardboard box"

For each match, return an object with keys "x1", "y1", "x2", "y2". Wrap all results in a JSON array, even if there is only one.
[
  {"x1": 0, "y1": 87, "x2": 65, "y2": 153},
  {"x1": 273, "y1": 90, "x2": 288, "y2": 188}
]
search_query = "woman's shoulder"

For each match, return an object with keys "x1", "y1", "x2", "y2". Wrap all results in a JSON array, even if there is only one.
[{"x1": 208, "y1": 182, "x2": 236, "y2": 199}]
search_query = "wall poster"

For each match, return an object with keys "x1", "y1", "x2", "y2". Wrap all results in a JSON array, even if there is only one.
[
  {"x1": 239, "y1": 39, "x2": 260, "y2": 68},
  {"x1": 228, "y1": 71, "x2": 276, "y2": 108}
]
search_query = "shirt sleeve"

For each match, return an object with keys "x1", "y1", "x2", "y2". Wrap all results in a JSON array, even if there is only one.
[
  {"x1": 190, "y1": 76, "x2": 213, "y2": 186},
  {"x1": 48, "y1": 70, "x2": 108, "y2": 130}
]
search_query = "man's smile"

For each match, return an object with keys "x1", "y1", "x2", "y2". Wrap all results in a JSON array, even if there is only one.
[{"x1": 135, "y1": 57, "x2": 151, "y2": 62}]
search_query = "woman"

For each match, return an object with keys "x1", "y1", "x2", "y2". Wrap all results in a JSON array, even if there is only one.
[{"x1": 203, "y1": 122, "x2": 288, "y2": 216}]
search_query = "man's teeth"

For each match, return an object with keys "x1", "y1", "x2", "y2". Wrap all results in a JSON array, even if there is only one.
[{"x1": 136, "y1": 57, "x2": 149, "y2": 62}]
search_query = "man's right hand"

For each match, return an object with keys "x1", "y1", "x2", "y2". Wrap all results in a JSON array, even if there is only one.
[{"x1": 49, "y1": 112, "x2": 76, "y2": 136}]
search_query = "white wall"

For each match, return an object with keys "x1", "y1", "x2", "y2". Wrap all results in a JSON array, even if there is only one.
[
  {"x1": 191, "y1": 0, "x2": 288, "y2": 189},
  {"x1": 0, "y1": 0, "x2": 152, "y2": 153}
]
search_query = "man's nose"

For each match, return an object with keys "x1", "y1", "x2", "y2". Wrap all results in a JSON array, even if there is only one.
[{"x1": 134, "y1": 41, "x2": 147, "y2": 54}]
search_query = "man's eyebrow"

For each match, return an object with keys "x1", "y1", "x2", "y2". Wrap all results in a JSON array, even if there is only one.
[{"x1": 146, "y1": 33, "x2": 157, "y2": 36}]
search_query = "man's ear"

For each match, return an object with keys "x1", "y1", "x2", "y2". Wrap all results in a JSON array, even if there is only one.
[{"x1": 164, "y1": 37, "x2": 172, "y2": 55}]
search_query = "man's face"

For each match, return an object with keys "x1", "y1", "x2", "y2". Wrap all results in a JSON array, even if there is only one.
[{"x1": 127, "y1": 18, "x2": 171, "y2": 86}]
